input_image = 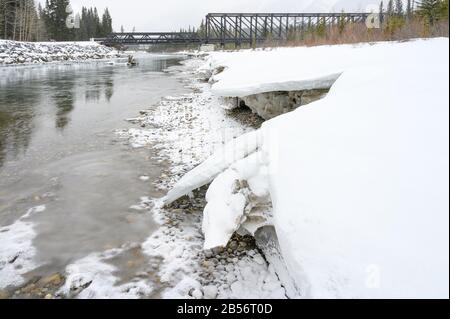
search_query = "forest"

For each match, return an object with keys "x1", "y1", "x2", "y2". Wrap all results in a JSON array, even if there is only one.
[{"x1": 0, "y1": 0, "x2": 113, "y2": 41}]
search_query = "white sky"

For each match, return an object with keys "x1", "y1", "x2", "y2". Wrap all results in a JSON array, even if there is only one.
[{"x1": 37, "y1": 0, "x2": 391, "y2": 32}]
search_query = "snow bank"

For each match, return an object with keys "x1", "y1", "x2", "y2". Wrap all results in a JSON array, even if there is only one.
[
  {"x1": 163, "y1": 130, "x2": 262, "y2": 204},
  {"x1": 0, "y1": 40, "x2": 117, "y2": 65},
  {"x1": 0, "y1": 206, "x2": 46, "y2": 288},
  {"x1": 168, "y1": 38, "x2": 449, "y2": 298},
  {"x1": 206, "y1": 39, "x2": 443, "y2": 98}
]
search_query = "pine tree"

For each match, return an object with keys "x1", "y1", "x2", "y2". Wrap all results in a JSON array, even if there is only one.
[
  {"x1": 100, "y1": 7, "x2": 112, "y2": 36},
  {"x1": 379, "y1": 1, "x2": 385, "y2": 24},
  {"x1": 36, "y1": 2, "x2": 48, "y2": 40},
  {"x1": 395, "y1": 0, "x2": 404, "y2": 15},
  {"x1": 387, "y1": 0, "x2": 395, "y2": 17},
  {"x1": 406, "y1": 0, "x2": 412, "y2": 17},
  {"x1": 417, "y1": 0, "x2": 445, "y2": 24},
  {"x1": 198, "y1": 19, "x2": 206, "y2": 38},
  {"x1": 93, "y1": 7, "x2": 100, "y2": 36},
  {"x1": 43, "y1": 0, "x2": 74, "y2": 41}
]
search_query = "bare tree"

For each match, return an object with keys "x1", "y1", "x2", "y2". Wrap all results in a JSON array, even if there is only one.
[{"x1": 0, "y1": 0, "x2": 39, "y2": 41}]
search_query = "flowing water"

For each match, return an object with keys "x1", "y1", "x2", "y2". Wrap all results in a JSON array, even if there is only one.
[{"x1": 0, "y1": 54, "x2": 187, "y2": 292}]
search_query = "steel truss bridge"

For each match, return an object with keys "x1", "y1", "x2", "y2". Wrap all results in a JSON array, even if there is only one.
[{"x1": 101, "y1": 12, "x2": 377, "y2": 47}]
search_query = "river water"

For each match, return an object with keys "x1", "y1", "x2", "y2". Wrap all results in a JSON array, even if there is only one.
[{"x1": 0, "y1": 54, "x2": 187, "y2": 292}]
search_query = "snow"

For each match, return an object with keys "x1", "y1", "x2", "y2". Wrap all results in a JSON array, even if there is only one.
[
  {"x1": 206, "y1": 39, "x2": 441, "y2": 98},
  {"x1": 0, "y1": 40, "x2": 118, "y2": 66},
  {"x1": 166, "y1": 38, "x2": 449, "y2": 298},
  {"x1": 202, "y1": 151, "x2": 271, "y2": 249},
  {"x1": 163, "y1": 130, "x2": 262, "y2": 205},
  {"x1": 59, "y1": 244, "x2": 153, "y2": 299},
  {"x1": 0, "y1": 206, "x2": 46, "y2": 288},
  {"x1": 117, "y1": 59, "x2": 288, "y2": 299}
]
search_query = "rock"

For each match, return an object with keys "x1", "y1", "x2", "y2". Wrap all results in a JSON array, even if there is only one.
[
  {"x1": 238, "y1": 88, "x2": 329, "y2": 120},
  {"x1": 21, "y1": 283, "x2": 37, "y2": 294},
  {"x1": 229, "y1": 241, "x2": 238, "y2": 250},
  {"x1": 192, "y1": 289, "x2": 203, "y2": 299},
  {"x1": 44, "y1": 294, "x2": 53, "y2": 299},
  {"x1": 0, "y1": 291, "x2": 9, "y2": 299},
  {"x1": 203, "y1": 285, "x2": 218, "y2": 299},
  {"x1": 39, "y1": 273, "x2": 63, "y2": 286},
  {"x1": 201, "y1": 260, "x2": 214, "y2": 268}
]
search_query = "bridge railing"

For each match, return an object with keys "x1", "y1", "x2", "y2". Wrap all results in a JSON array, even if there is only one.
[{"x1": 102, "y1": 32, "x2": 203, "y2": 46}]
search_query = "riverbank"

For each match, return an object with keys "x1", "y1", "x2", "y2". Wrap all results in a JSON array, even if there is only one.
[
  {"x1": 115, "y1": 58, "x2": 288, "y2": 299},
  {"x1": 1, "y1": 39, "x2": 448, "y2": 299},
  {"x1": 0, "y1": 52, "x2": 289, "y2": 299},
  {"x1": 165, "y1": 38, "x2": 449, "y2": 298},
  {"x1": 0, "y1": 54, "x2": 191, "y2": 299},
  {"x1": 0, "y1": 40, "x2": 121, "y2": 65}
]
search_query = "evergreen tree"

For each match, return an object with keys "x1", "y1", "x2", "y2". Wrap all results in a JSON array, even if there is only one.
[
  {"x1": 93, "y1": 7, "x2": 100, "y2": 36},
  {"x1": 387, "y1": 0, "x2": 395, "y2": 17},
  {"x1": 395, "y1": 0, "x2": 404, "y2": 15},
  {"x1": 43, "y1": 0, "x2": 74, "y2": 41},
  {"x1": 417, "y1": 0, "x2": 446, "y2": 24},
  {"x1": 197, "y1": 19, "x2": 206, "y2": 38},
  {"x1": 379, "y1": 1, "x2": 385, "y2": 24},
  {"x1": 406, "y1": 0, "x2": 412, "y2": 17},
  {"x1": 36, "y1": 2, "x2": 48, "y2": 40},
  {"x1": 100, "y1": 7, "x2": 112, "y2": 36}
]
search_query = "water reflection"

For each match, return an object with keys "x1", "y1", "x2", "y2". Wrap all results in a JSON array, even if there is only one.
[
  {"x1": 84, "y1": 67, "x2": 115, "y2": 103},
  {"x1": 0, "y1": 54, "x2": 189, "y2": 289},
  {"x1": 0, "y1": 89, "x2": 39, "y2": 167},
  {"x1": 105, "y1": 78, "x2": 114, "y2": 102},
  {"x1": 0, "y1": 54, "x2": 184, "y2": 170},
  {"x1": 52, "y1": 79, "x2": 76, "y2": 130}
]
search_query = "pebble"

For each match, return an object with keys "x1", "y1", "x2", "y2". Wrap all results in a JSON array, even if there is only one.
[
  {"x1": 191, "y1": 288, "x2": 203, "y2": 299},
  {"x1": 203, "y1": 285, "x2": 218, "y2": 299},
  {"x1": 0, "y1": 291, "x2": 9, "y2": 299}
]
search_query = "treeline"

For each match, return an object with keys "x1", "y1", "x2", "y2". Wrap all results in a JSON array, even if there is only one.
[
  {"x1": 195, "y1": 0, "x2": 448, "y2": 49},
  {"x1": 0, "y1": 0, "x2": 113, "y2": 41},
  {"x1": 260, "y1": 0, "x2": 449, "y2": 47},
  {"x1": 381, "y1": 0, "x2": 448, "y2": 37},
  {"x1": 0, "y1": 0, "x2": 41, "y2": 41}
]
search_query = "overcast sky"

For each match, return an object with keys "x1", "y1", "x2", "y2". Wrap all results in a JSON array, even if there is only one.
[{"x1": 37, "y1": 0, "x2": 393, "y2": 32}]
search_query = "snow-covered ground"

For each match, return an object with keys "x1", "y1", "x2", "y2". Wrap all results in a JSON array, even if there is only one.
[
  {"x1": 0, "y1": 40, "x2": 119, "y2": 65},
  {"x1": 114, "y1": 59, "x2": 288, "y2": 299},
  {"x1": 166, "y1": 38, "x2": 449, "y2": 298},
  {"x1": 1, "y1": 51, "x2": 288, "y2": 299}
]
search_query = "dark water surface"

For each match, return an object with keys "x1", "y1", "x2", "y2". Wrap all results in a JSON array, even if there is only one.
[{"x1": 0, "y1": 54, "x2": 186, "y2": 275}]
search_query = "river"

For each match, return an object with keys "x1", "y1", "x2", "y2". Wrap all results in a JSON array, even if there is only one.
[{"x1": 0, "y1": 54, "x2": 188, "y2": 296}]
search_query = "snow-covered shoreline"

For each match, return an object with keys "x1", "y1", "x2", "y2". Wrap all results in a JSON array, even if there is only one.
[
  {"x1": 166, "y1": 38, "x2": 450, "y2": 298},
  {"x1": 0, "y1": 40, "x2": 120, "y2": 66},
  {"x1": 114, "y1": 59, "x2": 290, "y2": 299}
]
